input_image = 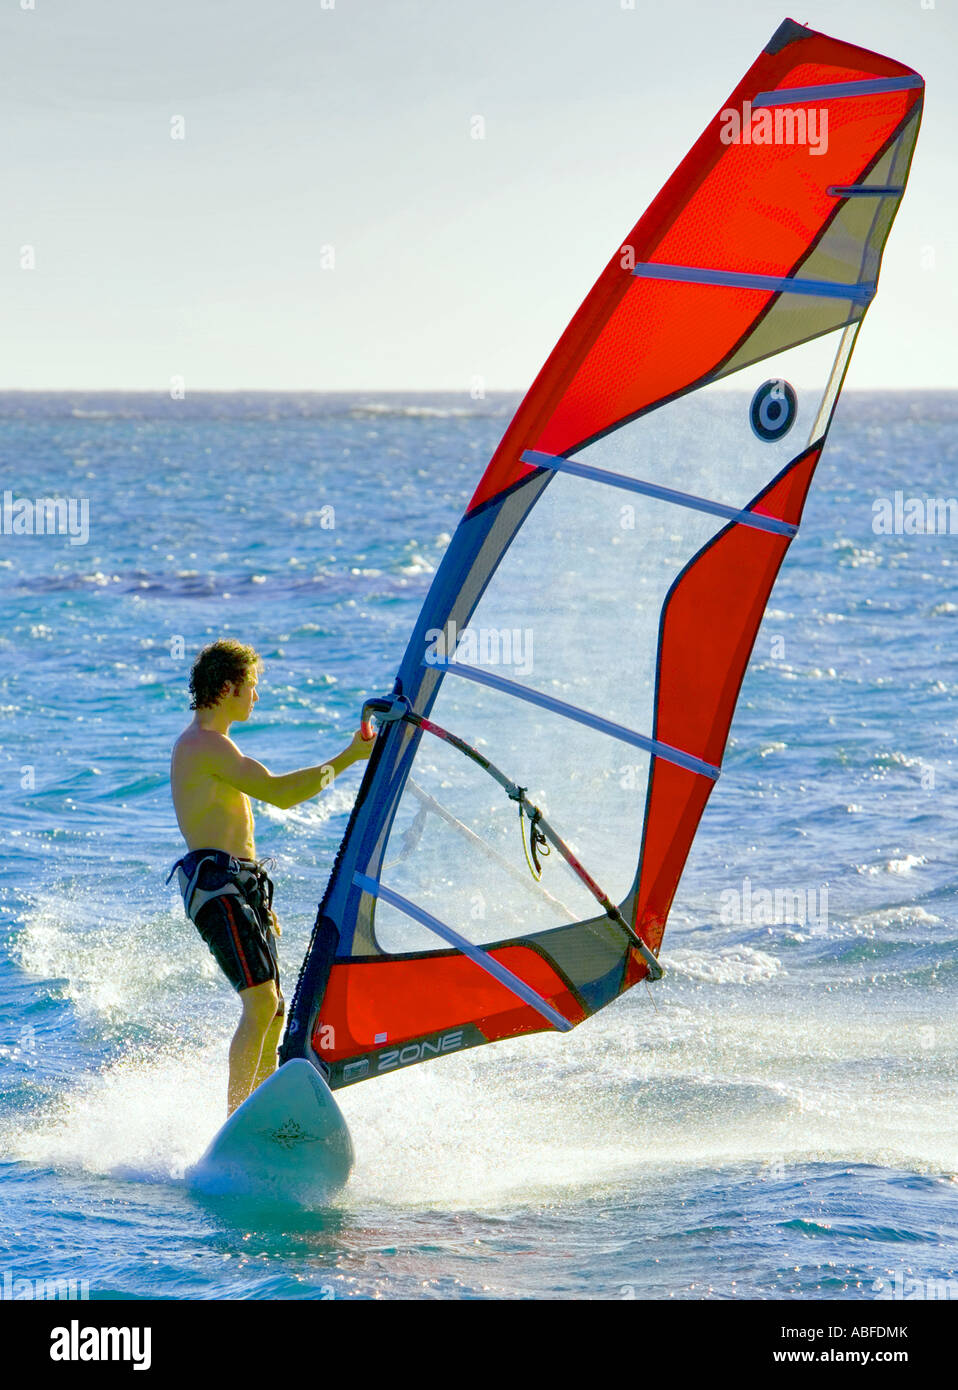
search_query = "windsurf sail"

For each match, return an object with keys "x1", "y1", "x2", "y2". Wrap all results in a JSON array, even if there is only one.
[{"x1": 281, "y1": 18, "x2": 922, "y2": 1088}]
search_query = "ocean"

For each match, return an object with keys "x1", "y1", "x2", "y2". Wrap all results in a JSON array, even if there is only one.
[{"x1": 1, "y1": 389, "x2": 956, "y2": 1301}]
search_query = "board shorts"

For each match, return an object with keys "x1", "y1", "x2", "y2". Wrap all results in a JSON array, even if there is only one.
[{"x1": 167, "y1": 849, "x2": 282, "y2": 1007}]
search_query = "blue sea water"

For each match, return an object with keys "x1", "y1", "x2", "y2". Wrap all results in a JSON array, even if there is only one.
[{"x1": 0, "y1": 389, "x2": 957, "y2": 1301}]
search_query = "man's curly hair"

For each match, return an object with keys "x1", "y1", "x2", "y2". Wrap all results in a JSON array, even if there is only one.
[{"x1": 189, "y1": 640, "x2": 261, "y2": 711}]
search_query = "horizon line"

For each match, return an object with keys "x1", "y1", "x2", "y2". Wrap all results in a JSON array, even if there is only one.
[{"x1": 0, "y1": 385, "x2": 954, "y2": 396}]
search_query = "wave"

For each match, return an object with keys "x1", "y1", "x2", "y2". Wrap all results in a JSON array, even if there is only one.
[
  {"x1": 664, "y1": 946, "x2": 783, "y2": 985},
  {"x1": 346, "y1": 402, "x2": 509, "y2": 421},
  {"x1": 0, "y1": 391, "x2": 521, "y2": 423},
  {"x1": 3, "y1": 565, "x2": 422, "y2": 601}
]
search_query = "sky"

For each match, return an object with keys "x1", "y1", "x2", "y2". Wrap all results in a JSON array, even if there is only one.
[{"x1": 1, "y1": 0, "x2": 953, "y2": 391}]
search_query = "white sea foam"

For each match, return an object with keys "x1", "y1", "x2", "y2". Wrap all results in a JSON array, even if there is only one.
[
  {"x1": 398, "y1": 553, "x2": 436, "y2": 576},
  {"x1": 6, "y1": 925, "x2": 958, "y2": 1211},
  {"x1": 662, "y1": 946, "x2": 782, "y2": 985}
]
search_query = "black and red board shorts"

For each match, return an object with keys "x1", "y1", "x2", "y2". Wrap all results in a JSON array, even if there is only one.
[{"x1": 168, "y1": 849, "x2": 282, "y2": 1002}]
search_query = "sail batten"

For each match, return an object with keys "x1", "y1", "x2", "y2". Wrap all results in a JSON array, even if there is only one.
[
  {"x1": 353, "y1": 874, "x2": 574, "y2": 1032},
  {"x1": 631, "y1": 262, "x2": 876, "y2": 301},
  {"x1": 520, "y1": 449, "x2": 799, "y2": 536},
  {"x1": 827, "y1": 185, "x2": 904, "y2": 198},
  {"x1": 427, "y1": 657, "x2": 722, "y2": 778},
  {"x1": 754, "y1": 74, "x2": 922, "y2": 106}
]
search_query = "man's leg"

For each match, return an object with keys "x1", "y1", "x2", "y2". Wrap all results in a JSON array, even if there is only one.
[
  {"x1": 228, "y1": 980, "x2": 279, "y2": 1115},
  {"x1": 251, "y1": 994, "x2": 284, "y2": 1093}
]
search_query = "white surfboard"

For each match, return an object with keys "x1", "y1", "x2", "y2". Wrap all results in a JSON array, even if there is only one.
[{"x1": 186, "y1": 1058, "x2": 354, "y2": 1205}]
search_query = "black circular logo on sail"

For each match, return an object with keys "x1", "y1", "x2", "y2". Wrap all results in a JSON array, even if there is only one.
[{"x1": 749, "y1": 379, "x2": 797, "y2": 442}]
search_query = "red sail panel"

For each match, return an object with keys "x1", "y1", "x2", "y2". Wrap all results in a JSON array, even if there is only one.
[
  {"x1": 627, "y1": 445, "x2": 823, "y2": 972},
  {"x1": 317, "y1": 949, "x2": 587, "y2": 1063}
]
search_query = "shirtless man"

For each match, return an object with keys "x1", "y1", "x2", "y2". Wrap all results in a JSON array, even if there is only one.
[{"x1": 168, "y1": 639, "x2": 373, "y2": 1115}]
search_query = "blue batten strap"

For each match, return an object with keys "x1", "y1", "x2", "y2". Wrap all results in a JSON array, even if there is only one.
[
  {"x1": 631, "y1": 260, "x2": 874, "y2": 303},
  {"x1": 754, "y1": 75, "x2": 922, "y2": 107},
  {"x1": 353, "y1": 873, "x2": 573, "y2": 1032},
  {"x1": 827, "y1": 185, "x2": 904, "y2": 198},
  {"x1": 425, "y1": 657, "x2": 721, "y2": 781},
  {"x1": 521, "y1": 448, "x2": 798, "y2": 538}
]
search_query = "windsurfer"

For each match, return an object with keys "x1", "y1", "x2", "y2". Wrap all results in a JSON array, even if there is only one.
[{"x1": 168, "y1": 639, "x2": 373, "y2": 1114}]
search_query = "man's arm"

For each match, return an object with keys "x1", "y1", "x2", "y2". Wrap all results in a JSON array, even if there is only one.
[{"x1": 206, "y1": 729, "x2": 373, "y2": 810}]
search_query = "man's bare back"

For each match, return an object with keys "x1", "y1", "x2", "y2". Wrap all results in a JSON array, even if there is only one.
[{"x1": 171, "y1": 724, "x2": 258, "y2": 858}]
